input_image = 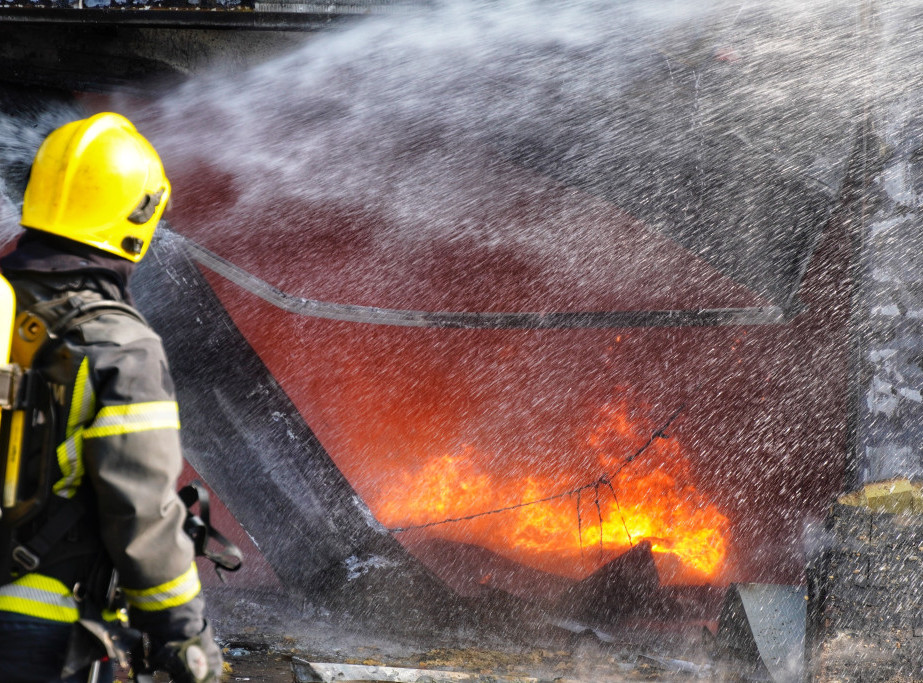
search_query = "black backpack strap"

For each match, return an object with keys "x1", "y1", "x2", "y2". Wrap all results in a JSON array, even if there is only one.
[
  {"x1": 9, "y1": 496, "x2": 85, "y2": 573},
  {"x1": 16, "y1": 295, "x2": 148, "y2": 374},
  {"x1": 178, "y1": 481, "x2": 243, "y2": 580},
  {"x1": 49, "y1": 298, "x2": 147, "y2": 336}
]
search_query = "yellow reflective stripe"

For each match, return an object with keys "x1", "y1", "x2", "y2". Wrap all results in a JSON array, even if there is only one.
[
  {"x1": 84, "y1": 401, "x2": 180, "y2": 439},
  {"x1": 0, "y1": 574, "x2": 79, "y2": 623},
  {"x1": 52, "y1": 435, "x2": 84, "y2": 499},
  {"x1": 122, "y1": 563, "x2": 201, "y2": 612},
  {"x1": 53, "y1": 357, "x2": 93, "y2": 498},
  {"x1": 103, "y1": 607, "x2": 128, "y2": 625},
  {"x1": 69, "y1": 357, "x2": 94, "y2": 432}
]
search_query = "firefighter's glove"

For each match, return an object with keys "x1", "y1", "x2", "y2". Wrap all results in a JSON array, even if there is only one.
[{"x1": 151, "y1": 622, "x2": 223, "y2": 683}]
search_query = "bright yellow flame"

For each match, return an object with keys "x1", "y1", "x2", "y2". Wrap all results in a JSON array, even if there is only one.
[{"x1": 372, "y1": 402, "x2": 730, "y2": 583}]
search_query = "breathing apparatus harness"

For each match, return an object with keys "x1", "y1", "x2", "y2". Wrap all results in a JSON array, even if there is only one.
[
  {"x1": 0, "y1": 296, "x2": 134, "y2": 577},
  {"x1": 0, "y1": 283, "x2": 241, "y2": 682}
]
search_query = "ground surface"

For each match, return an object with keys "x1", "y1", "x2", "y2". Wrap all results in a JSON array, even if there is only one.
[
  {"x1": 112, "y1": 585, "x2": 733, "y2": 682},
  {"x1": 117, "y1": 647, "x2": 715, "y2": 683},
  {"x1": 199, "y1": 586, "x2": 725, "y2": 682},
  {"x1": 218, "y1": 643, "x2": 714, "y2": 683}
]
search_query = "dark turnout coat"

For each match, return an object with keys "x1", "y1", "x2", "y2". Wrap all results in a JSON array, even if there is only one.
[{"x1": 0, "y1": 232, "x2": 206, "y2": 649}]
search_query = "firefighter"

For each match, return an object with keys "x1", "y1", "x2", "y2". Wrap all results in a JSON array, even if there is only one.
[{"x1": 0, "y1": 112, "x2": 222, "y2": 683}]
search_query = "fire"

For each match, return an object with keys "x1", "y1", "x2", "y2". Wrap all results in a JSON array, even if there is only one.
[{"x1": 372, "y1": 402, "x2": 730, "y2": 584}]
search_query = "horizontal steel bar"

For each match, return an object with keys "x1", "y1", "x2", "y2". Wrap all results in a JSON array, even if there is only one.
[{"x1": 0, "y1": 6, "x2": 399, "y2": 30}]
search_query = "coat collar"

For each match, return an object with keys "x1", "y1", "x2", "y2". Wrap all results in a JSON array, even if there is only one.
[{"x1": 0, "y1": 229, "x2": 135, "y2": 304}]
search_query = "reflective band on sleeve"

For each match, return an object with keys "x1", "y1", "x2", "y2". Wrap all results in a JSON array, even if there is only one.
[
  {"x1": 122, "y1": 563, "x2": 201, "y2": 612},
  {"x1": 53, "y1": 435, "x2": 84, "y2": 499},
  {"x1": 0, "y1": 574, "x2": 79, "y2": 623},
  {"x1": 53, "y1": 357, "x2": 94, "y2": 499},
  {"x1": 68, "y1": 357, "x2": 95, "y2": 433},
  {"x1": 84, "y1": 401, "x2": 180, "y2": 439}
]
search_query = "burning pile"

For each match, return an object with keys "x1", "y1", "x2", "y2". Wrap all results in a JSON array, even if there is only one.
[{"x1": 373, "y1": 400, "x2": 730, "y2": 585}]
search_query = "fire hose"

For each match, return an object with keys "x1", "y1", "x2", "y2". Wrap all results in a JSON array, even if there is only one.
[{"x1": 174, "y1": 232, "x2": 789, "y2": 330}]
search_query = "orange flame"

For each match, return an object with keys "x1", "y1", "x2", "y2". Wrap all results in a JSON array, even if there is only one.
[{"x1": 372, "y1": 402, "x2": 729, "y2": 584}]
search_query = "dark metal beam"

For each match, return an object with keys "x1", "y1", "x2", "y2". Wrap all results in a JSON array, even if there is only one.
[
  {"x1": 180, "y1": 233, "x2": 791, "y2": 329},
  {"x1": 0, "y1": 7, "x2": 364, "y2": 31}
]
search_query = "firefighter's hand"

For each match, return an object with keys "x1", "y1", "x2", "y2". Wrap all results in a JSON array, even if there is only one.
[{"x1": 150, "y1": 621, "x2": 223, "y2": 682}]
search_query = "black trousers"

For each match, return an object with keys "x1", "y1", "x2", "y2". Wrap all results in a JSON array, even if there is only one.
[{"x1": 0, "y1": 612, "x2": 114, "y2": 683}]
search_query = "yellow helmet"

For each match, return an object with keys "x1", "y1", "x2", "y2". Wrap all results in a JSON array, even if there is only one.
[{"x1": 21, "y1": 112, "x2": 171, "y2": 262}]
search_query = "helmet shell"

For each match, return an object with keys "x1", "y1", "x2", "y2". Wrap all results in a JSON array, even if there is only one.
[{"x1": 21, "y1": 112, "x2": 171, "y2": 262}]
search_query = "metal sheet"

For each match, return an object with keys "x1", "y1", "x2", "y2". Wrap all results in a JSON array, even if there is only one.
[
  {"x1": 718, "y1": 583, "x2": 806, "y2": 683},
  {"x1": 133, "y1": 231, "x2": 467, "y2": 633}
]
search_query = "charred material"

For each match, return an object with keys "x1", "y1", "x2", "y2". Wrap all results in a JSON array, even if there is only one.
[
  {"x1": 808, "y1": 5, "x2": 923, "y2": 681},
  {"x1": 557, "y1": 541, "x2": 660, "y2": 624},
  {"x1": 404, "y1": 537, "x2": 573, "y2": 602}
]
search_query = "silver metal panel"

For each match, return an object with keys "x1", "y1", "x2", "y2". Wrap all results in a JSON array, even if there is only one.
[{"x1": 735, "y1": 583, "x2": 806, "y2": 683}]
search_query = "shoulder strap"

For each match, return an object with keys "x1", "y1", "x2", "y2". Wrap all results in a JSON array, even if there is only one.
[
  {"x1": 13, "y1": 294, "x2": 148, "y2": 371},
  {"x1": 178, "y1": 481, "x2": 243, "y2": 580},
  {"x1": 50, "y1": 299, "x2": 147, "y2": 337}
]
